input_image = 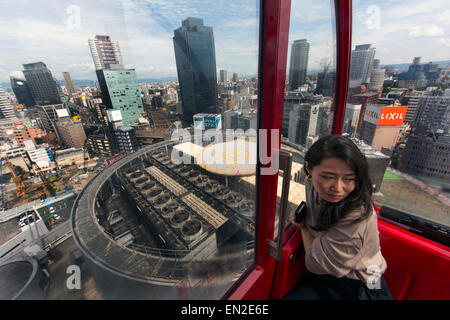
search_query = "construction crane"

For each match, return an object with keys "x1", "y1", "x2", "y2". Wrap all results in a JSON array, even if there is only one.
[
  {"x1": 31, "y1": 162, "x2": 56, "y2": 197},
  {"x1": 1, "y1": 156, "x2": 25, "y2": 200},
  {"x1": 0, "y1": 157, "x2": 8, "y2": 210}
]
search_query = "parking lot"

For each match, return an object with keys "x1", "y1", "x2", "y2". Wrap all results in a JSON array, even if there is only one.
[{"x1": 37, "y1": 198, "x2": 75, "y2": 231}]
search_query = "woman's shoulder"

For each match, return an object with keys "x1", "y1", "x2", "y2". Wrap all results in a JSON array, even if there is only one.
[{"x1": 335, "y1": 204, "x2": 373, "y2": 230}]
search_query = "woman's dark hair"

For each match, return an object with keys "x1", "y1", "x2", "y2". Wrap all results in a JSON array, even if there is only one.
[{"x1": 305, "y1": 135, "x2": 373, "y2": 231}]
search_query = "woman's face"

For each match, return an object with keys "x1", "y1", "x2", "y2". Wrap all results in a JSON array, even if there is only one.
[{"x1": 306, "y1": 157, "x2": 357, "y2": 203}]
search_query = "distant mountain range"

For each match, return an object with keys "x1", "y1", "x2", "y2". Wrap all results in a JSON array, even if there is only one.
[
  {"x1": 380, "y1": 60, "x2": 450, "y2": 71},
  {"x1": 1, "y1": 77, "x2": 180, "y2": 90}
]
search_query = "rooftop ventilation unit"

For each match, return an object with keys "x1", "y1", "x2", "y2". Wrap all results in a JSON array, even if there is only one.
[
  {"x1": 181, "y1": 219, "x2": 203, "y2": 242},
  {"x1": 224, "y1": 192, "x2": 243, "y2": 208},
  {"x1": 195, "y1": 175, "x2": 210, "y2": 187},
  {"x1": 170, "y1": 209, "x2": 190, "y2": 228},
  {"x1": 213, "y1": 185, "x2": 231, "y2": 200},
  {"x1": 146, "y1": 187, "x2": 163, "y2": 201},
  {"x1": 160, "y1": 200, "x2": 180, "y2": 218},
  {"x1": 187, "y1": 171, "x2": 201, "y2": 181},
  {"x1": 153, "y1": 193, "x2": 172, "y2": 209},
  {"x1": 135, "y1": 176, "x2": 150, "y2": 186},
  {"x1": 179, "y1": 166, "x2": 194, "y2": 176},
  {"x1": 203, "y1": 180, "x2": 220, "y2": 193},
  {"x1": 238, "y1": 200, "x2": 255, "y2": 218}
]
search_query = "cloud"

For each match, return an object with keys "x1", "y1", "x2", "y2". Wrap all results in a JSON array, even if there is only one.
[
  {"x1": 438, "y1": 38, "x2": 450, "y2": 47},
  {"x1": 409, "y1": 25, "x2": 445, "y2": 37}
]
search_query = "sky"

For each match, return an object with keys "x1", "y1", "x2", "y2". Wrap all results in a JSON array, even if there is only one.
[{"x1": 0, "y1": 0, "x2": 449, "y2": 83}]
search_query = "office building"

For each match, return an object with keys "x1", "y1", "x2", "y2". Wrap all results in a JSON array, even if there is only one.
[
  {"x1": 173, "y1": 17, "x2": 218, "y2": 125},
  {"x1": 0, "y1": 85, "x2": 16, "y2": 121},
  {"x1": 22, "y1": 62, "x2": 62, "y2": 104},
  {"x1": 88, "y1": 35, "x2": 124, "y2": 70},
  {"x1": 398, "y1": 134, "x2": 449, "y2": 183},
  {"x1": 349, "y1": 44, "x2": 376, "y2": 88},
  {"x1": 62, "y1": 71, "x2": 77, "y2": 96},
  {"x1": 115, "y1": 126, "x2": 139, "y2": 154},
  {"x1": 96, "y1": 69, "x2": 144, "y2": 126},
  {"x1": 23, "y1": 140, "x2": 55, "y2": 172},
  {"x1": 359, "y1": 104, "x2": 408, "y2": 151},
  {"x1": 412, "y1": 95, "x2": 450, "y2": 133},
  {"x1": 288, "y1": 103, "x2": 319, "y2": 146},
  {"x1": 343, "y1": 103, "x2": 362, "y2": 136},
  {"x1": 55, "y1": 118, "x2": 87, "y2": 149},
  {"x1": 36, "y1": 104, "x2": 69, "y2": 133},
  {"x1": 10, "y1": 72, "x2": 35, "y2": 107},
  {"x1": 85, "y1": 124, "x2": 114, "y2": 157},
  {"x1": 220, "y1": 70, "x2": 227, "y2": 83},
  {"x1": 288, "y1": 39, "x2": 310, "y2": 90},
  {"x1": 368, "y1": 68, "x2": 385, "y2": 93}
]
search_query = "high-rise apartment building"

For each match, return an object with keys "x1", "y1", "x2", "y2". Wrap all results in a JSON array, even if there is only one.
[
  {"x1": 220, "y1": 70, "x2": 227, "y2": 83},
  {"x1": 115, "y1": 126, "x2": 139, "y2": 154},
  {"x1": 368, "y1": 59, "x2": 385, "y2": 93},
  {"x1": 96, "y1": 69, "x2": 144, "y2": 126},
  {"x1": 349, "y1": 44, "x2": 376, "y2": 88},
  {"x1": 55, "y1": 118, "x2": 87, "y2": 149},
  {"x1": 288, "y1": 39, "x2": 310, "y2": 91},
  {"x1": 88, "y1": 35, "x2": 124, "y2": 70},
  {"x1": 62, "y1": 71, "x2": 77, "y2": 96},
  {"x1": 0, "y1": 85, "x2": 16, "y2": 121},
  {"x1": 10, "y1": 72, "x2": 35, "y2": 107},
  {"x1": 173, "y1": 17, "x2": 218, "y2": 125},
  {"x1": 22, "y1": 62, "x2": 62, "y2": 104}
]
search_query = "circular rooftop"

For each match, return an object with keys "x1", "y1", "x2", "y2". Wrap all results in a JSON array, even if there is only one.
[
  {"x1": 0, "y1": 261, "x2": 34, "y2": 300},
  {"x1": 71, "y1": 139, "x2": 255, "y2": 286}
]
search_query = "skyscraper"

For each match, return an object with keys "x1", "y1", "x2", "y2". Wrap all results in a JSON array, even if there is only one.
[
  {"x1": 22, "y1": 62, "x2": 62, "y2": 104},
  {"x1": 96, "y1": 69, "x2": 144, "y2": 126},
  {"x1": 173, "y1": 17, "x2": 218, "y2": 125},
  {"x1": 349, "y1": 44, "x2": 376, "y2": 88},
  {"x1": 10, "y1": 72, "x2": 36, "y2": 108},
  {"x1": 368, "y1": 60, "x2": 385, "y2": 93},
  {"x1": 0, "y1": 85, "x2": 16, "y2": 121},
  {"x1": 220, "y1": 70, "x2": 227, "y2": 83},
  {"x1": 62, "y1": 71, "x2": 77, "y2": 96},
  {"x1": 288, "y1": 39, "x2": 310, "y2": 91},
  {"x1": 88, "y1": 35, "x2": 124, "y2": 70}
]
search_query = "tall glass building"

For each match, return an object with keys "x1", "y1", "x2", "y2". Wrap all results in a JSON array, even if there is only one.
[
  {"x1": 173, "y1": 17, "x2": 218, "y2": 125},
  {"x1": 96, "y1": 69, "x2": 144, "y2": 126},
  {"x1": 10, "y1": 72, "x2": 36, "y2": 107},
  {"x1": 22, "y1": 62, "x2": 62, "y2": 104},
  {"x1": 288, "y1": 39, "x2": 310, "y2": 91}
]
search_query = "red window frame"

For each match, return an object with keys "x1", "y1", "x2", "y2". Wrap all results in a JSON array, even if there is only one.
[{"x1": 226, "y1": 0, "x2": 352, "y2": 299}]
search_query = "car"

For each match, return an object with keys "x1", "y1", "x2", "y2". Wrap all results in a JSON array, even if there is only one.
[
  {"x1": 54, "y1": 214, "x2": 61, "y2": 220},
  {"x1": 49, "y1": 207, "x2": 55, "y2": 213}
]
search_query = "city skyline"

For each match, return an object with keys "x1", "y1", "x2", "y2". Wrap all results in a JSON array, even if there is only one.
[{"x1": 0, "y1": 0, "x2": 449, "y2": 83}]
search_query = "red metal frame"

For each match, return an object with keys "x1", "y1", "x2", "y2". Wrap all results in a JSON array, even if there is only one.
[
  {"x1": 332, "y1": 0, "x2": 352, "y2": 135},
  {"x1": 228, "y1": 0, "x2": 450, "y2": 300},
  {"x1": 228, "y1": 0, "x2": 292, "y2": 300}
]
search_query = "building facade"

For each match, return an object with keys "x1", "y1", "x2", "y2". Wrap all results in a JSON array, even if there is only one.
[
  {"x1": 62, "y1": 71, "x2": 77, "y2": 96},
  {"x1": 349, "y1": 44, "x2": 376, "y2": 88},
  {"x1": 22, "y1": 62, "x2": 62, "y2": 104},
  {"x1": 173, "y1": 17, "x2": 218, "y2": 125},
  {"x1": 55, "y1": 118, "x2": 87, "y2": 149},
  {"x1": 88, "y1": 35, "x2": 124, "y2": 70},
  {"x1": 10, "y1": 74, "x2": 35, "y2": 108},
  {"x1": 288, "y1": 39, "x2": 310, "y2": 91},
  {"x1": 96, "y1": 69, "x2": 144, "y2": 126}
]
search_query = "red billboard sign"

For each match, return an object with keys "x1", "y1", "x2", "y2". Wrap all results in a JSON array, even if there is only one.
[
  {"x1": 106, "y1": 153, "x2": 124, "y2": 165},
  {"x1": 364, "y1": 105, "x2": 408, "y2": 126}
]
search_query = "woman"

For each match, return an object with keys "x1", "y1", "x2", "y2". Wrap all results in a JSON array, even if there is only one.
[{"x1": 284, "y1": 135, "x2": 392, "y2": 300}]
